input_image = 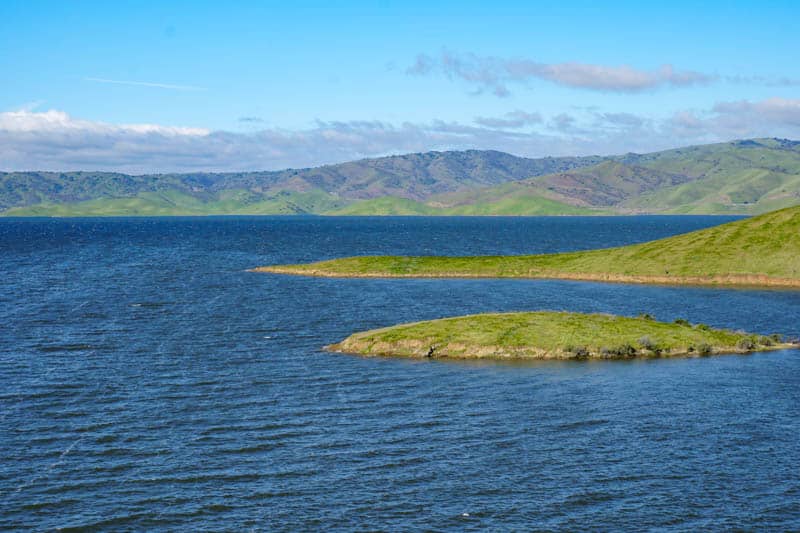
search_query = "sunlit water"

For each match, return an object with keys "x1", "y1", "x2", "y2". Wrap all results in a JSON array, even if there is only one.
[{"x1": 1, "y1": 216, "x2": 799, "y2": 530}]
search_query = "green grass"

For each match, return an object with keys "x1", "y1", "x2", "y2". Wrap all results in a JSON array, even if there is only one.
[
  {"x1": 329, "y1": 311, "x2": 791, "y2": 360},
  {"x1": 2, "y1": 190, "x2": 598, "y2": 217},
  {"x1": 4, "y1": 138, "x2": 800, "y2": 216},
  {"x1": 255, "y1": 205, "x2": 800, "y2": 286},
  {"x1": 619, "y1": 140, "x2": 800, "y2": 214},
  {"x1": 324, "y1": 197, "x2": 438, "y2": 215},
  {"x1": 321, "y1": 139, "x2": 800, "y2": 216},
  {"x1": 323, "y1": 194, "x2": 600, "y2": 216},
  {"x1": 440, "y1": 195, "x2": 600, "y2": 215},
  {"x1": 1, "y1": 188, "x2": 349, "y2": 216},
  {"x1": 417, "y1": 138, "x2": 800, "y2": 215}
]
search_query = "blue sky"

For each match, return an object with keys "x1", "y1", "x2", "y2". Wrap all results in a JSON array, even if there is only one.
[{"x1": 2, "y1": 0, "x2": 800, "y2": 172}]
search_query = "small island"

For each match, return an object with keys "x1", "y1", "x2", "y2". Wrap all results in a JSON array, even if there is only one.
[
  {"x1": 253, "y1": 205, "x2": 800, "y2": 288},
  {"x1": 328, "y1": 311, "x2": 794, "y2": 360}
]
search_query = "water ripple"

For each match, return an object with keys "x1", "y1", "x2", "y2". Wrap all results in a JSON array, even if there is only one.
[{"x1": 1, "y1": 216, "x2": 799, "y2": 530}]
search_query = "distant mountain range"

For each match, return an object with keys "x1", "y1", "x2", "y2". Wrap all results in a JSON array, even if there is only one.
[{"x1": 2, "y1": 138, "x2": 800, "y2": 216}]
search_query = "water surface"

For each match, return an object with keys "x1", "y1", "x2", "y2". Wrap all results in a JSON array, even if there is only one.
[{"x1": 1, "y1": 215, "x2": 799, "y2": 530}]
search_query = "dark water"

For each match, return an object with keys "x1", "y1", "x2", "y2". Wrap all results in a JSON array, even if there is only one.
[{"x1": 2, "y1": 215, "x2": 799, "y2": 531}]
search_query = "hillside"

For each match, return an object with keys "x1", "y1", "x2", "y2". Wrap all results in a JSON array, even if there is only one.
[
  {"x1": 2, "y1": 138, "x2": 800, "y2": 216},
  {"x1": 520, "y1": 160, "x2": 692, "y2": 206},
  {"x1": 617, "y1": 138, "x2": 800, "y2": 213},
  {"x1": 329, "y1": 311, "x2": 792, "y2": 360},
  {"x1": 0, "y1": 150, "x2": 600, "y2": 214},
  {"x1": 331, "y1": 138, "x2": 800, "y2": 215},
  {"x1": 2, "y1": 189, "x2": 349, "y2": 216},
  {"x1": 326, "y1": 194, "x2": 600, "y2": 216},
  {"x1": 254, "y1": 205, "x2": 800, "y2": 287}
]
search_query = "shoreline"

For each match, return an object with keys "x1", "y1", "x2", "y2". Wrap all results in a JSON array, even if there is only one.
[
  {"x1": 326, "y1": 341, "x2": 797, "y2": 361},
  {"x1": 250, "y1": 207, "x2": 800, "y2": 289},
  {"x1": 250, "y1": 266, "x2": 800, "y2": 289},
  {"x1": 324, "y1": 311, "x2": 798, "y2": 361}
]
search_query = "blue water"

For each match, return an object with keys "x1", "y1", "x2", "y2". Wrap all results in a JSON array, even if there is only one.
[{"x1": 1, "y1": 215, "x2": 799, "y2": 531}]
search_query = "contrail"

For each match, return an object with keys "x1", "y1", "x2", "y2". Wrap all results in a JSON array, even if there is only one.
[{"x1": 85, "y1": 77, "x2": 207, "y2": 91}]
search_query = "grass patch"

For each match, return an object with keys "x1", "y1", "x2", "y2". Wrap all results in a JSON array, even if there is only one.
[
  {"x1": 1, "y1": 189, "x2": 349, "y2": 216},
  {"x1": 255, "y1": 205, "x2": 800, "y2": 287},
  {"x1": 328, "y1": 311, "x2": 793, "y2": 360}
]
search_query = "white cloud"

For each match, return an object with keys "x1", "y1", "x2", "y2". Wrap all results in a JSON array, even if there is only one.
[
  {"x1": 1, "y1": 102, "x2": 799, "y2": 173},
  {"x1": 0, "y1": 109, "x2": 209, "y2": 136},
  {"x1": 0, "y1": 110, "x2": 583, "y2": 172},
  {"x1": 713, "y1": 97, "x2": 800, "y2": 127},
  {"x1": 550, "y1": 113, "x2": 577, "y2": 132},
  {"x1": 408, "y1": 51, "x2": 713, "y2": 95},
  {"x1": 474, "y1": 110, "x2": 542, "y2": 129},
  {"x1": 663, "y1": 98, "x2": 800, "y2": 141},
  {"x1": 597, "y1": 112, "x2": 646, "y2": 128}
]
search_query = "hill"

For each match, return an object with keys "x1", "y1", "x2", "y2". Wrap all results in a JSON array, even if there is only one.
[
  {"x1": 2, "y1": 189, "x2": 349, "y2": 216},
  {"x1": 0, "y1": 150, "x2": 599, "y2": 214},
  {"x1": 254, "y1": 205, "x2": 800, "y2": 287},
  {"x1": 328, "y1": 311, "x2": 792, "y2": 360},
  {"x1": 617, "y1": 138, "x2": 800, "y2": 213},
  {"x1": 3, "y1": 138, "x2": 800, "y2": 216},
  {"x1": 325, "y1": 194, "x2": 600, "y2": 216},
  {"x1": 330, "y1": 138, "x2": 800, "y2": 215}
]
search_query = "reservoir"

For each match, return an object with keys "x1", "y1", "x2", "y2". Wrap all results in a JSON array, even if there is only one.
[{"x1": 1, "y1": 215, "x2": 798, "y2": 530}]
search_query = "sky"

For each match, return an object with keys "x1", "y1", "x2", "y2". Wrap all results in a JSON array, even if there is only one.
[{"x1": 2, "y1": 0, "x2": 800, "y2": 173}]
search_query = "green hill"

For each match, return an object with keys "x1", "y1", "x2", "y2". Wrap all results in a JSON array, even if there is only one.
[
  {"x1": 325, "y1": 194, "x2": 600, "y2": 216},
  {"x1": 618, "y1": 138, "x2": 800, "y2": 214},
  {"x1": 0, "y1": 150, "x2": 599, "y2": 215},
  {"x1": 522, "y1": 160, "x2": 691, "y2": 206},
  {"x1": 324, "y1": 197, "x2": 438, "y2": 215},
  {"x1": 2, "y1": 189, "x2": 348, "y2": 216},
  {"x1": 329, "y1": 311, "x2": 792, "y2": 360},
  {"x1": 324, "y1": 138, "x2": 800, "y2": 216},
  {"x1": 3, "y1": 138, "x2": 800, "y2": 216},
  {"x1": 254, "y1": 205, "x2": 800, "y2": 287}
]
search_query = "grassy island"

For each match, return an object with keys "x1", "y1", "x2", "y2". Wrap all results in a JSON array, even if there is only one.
[
  {"x1": 328, "y1": 312, "x2": 793, "y2": 360},
  {"x1": 253, "y1": 205, "x2": 800, "y2": 287}
]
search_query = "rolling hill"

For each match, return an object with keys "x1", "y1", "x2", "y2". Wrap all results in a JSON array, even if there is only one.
[
  {"x1": 0, "y1": 150, "x2": 600, "y2": 215},
  {"x1": 415, "y1": 138, "x2": 800, "y2": 215},
  {"x1": 2, "y1": 138, "x2": 800, "y2": 216}
]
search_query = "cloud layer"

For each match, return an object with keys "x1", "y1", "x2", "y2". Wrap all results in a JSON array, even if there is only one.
[
  {"x1": 0, "y1": 111, "x2": 571, "y2": 172},
  {"x1": 408, "y1": 51, "x2": 713, "y2": 96},
  {"x1": 2, "y1": 101, "x2": 800, "y2": 173},
  {"x1": 473, "y1": 110, "x2": 542, "y2": 129}
]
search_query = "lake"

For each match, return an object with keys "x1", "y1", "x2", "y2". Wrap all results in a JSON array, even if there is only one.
[{"x1": 1, "y1": 215, "x2": 799, "y2": 530}]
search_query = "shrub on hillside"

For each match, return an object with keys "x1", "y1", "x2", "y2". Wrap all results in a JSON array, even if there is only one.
[
  {"x1": 565, "y1": 345, "x2": 590, "y2": 358},
  {"x1": 600, "y1": 343, "x2": 638, "y2": 358},
  {"x1": 697, "y1": 343, "x2": 713, "y2": 356},
  {"x1": 737, "y1": 337, "x2": 757, "y2": 351},
  {"x1": 638, "y1": 336, "x2": 663, "y2": 354}
]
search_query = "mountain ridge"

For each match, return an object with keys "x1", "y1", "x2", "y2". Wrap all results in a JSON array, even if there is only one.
[{"x1": 3, "y1": 138, "x2": 800, "y2": 216}]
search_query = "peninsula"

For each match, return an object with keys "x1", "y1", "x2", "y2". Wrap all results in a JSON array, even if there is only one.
[
  {"x1": 328, "y1": 312, "x2": 792, "y2": 360},
  {"x1": 253, "y1": 205, "x2": 800, "y2": 287}
]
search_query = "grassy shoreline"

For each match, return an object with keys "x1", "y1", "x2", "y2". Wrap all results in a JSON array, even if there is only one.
[
  {"x1": 255, "y1": 266, "x2": 800, "y2": 288},
  {"x1": 328, "y1": 312, "x2": 795, "y2": 360},
  {"x1": 253, "y1": 206, "x2": 800, "y2": 287}
]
